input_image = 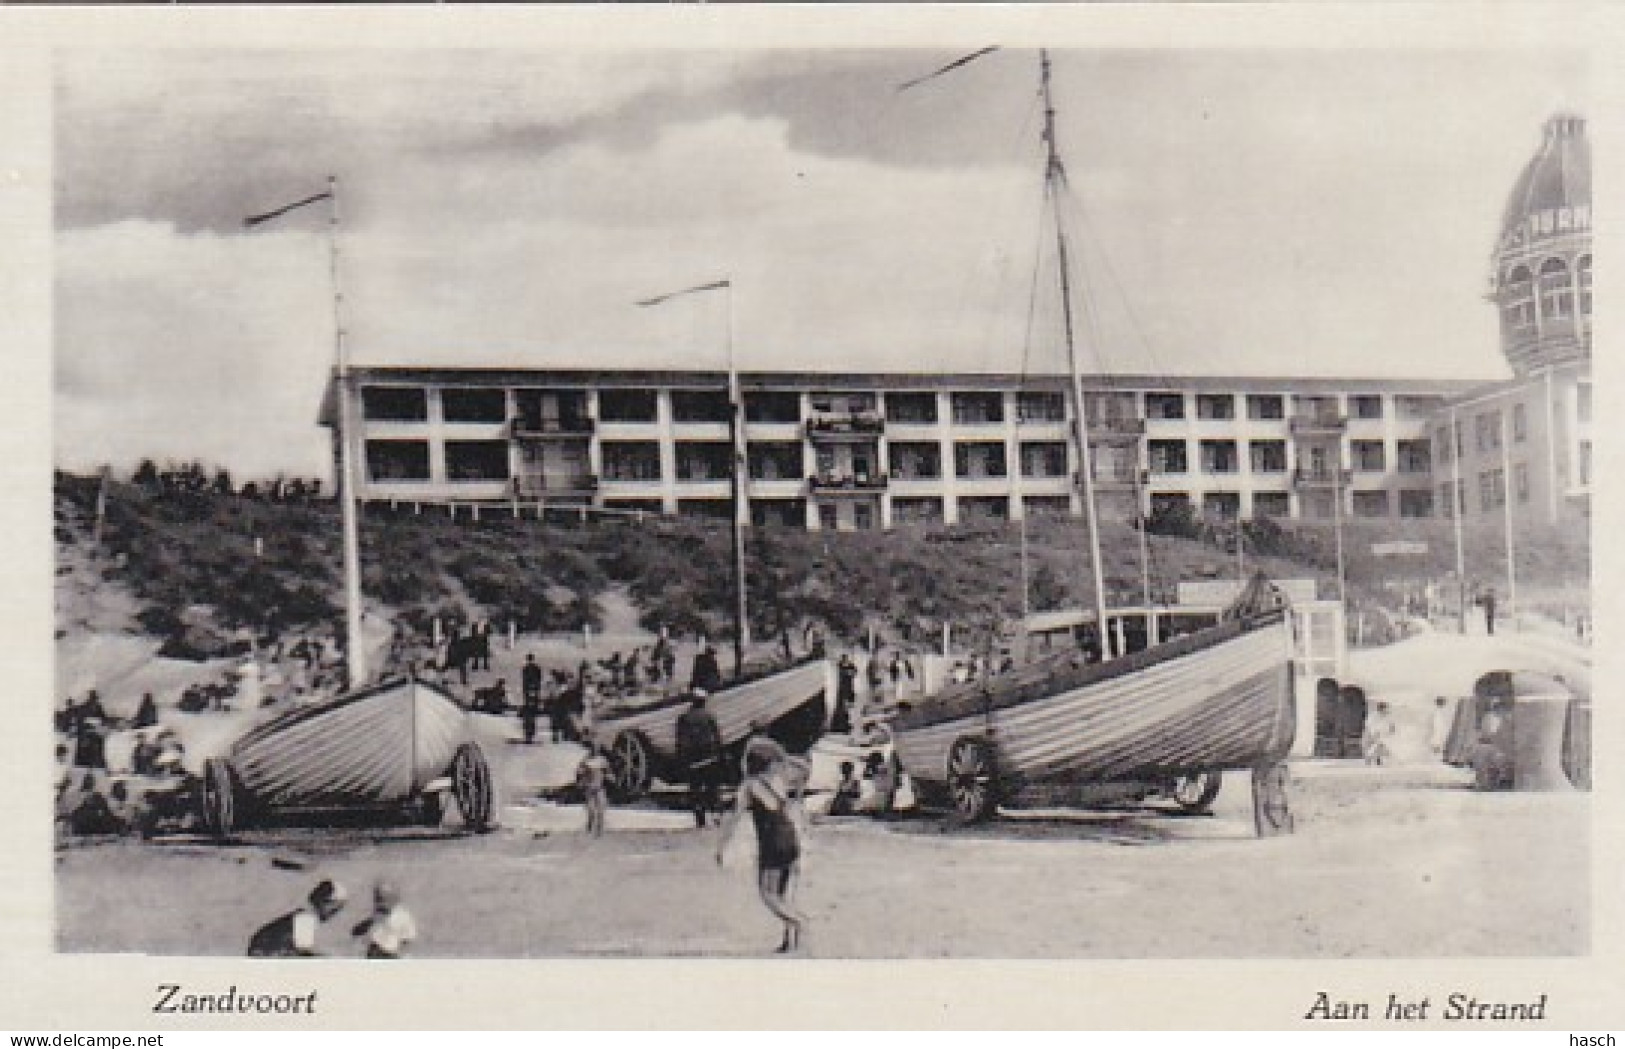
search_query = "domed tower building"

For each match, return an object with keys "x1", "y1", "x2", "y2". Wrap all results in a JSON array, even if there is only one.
[{"x1": 1433, "y1": 113, "x2": 1592, "y2": 529}]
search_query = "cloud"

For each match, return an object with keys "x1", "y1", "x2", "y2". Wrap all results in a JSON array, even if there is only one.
[{"x1": 54, "y1": 46, "x2": 1584, "y2": 479}]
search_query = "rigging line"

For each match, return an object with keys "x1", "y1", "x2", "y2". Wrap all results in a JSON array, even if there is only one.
[
  {"x1": 1018, "y1": 173, "x2": 1052, "y2": 384},
  {"x1": 1063, "y1": 175, "x2": 1172, "y2": 384},
  {"x1": 896, "y1": 46, "x2": 1002, "y2": 93}
]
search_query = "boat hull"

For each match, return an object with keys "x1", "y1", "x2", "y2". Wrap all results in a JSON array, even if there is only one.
[
  {"x1": 229, "y1": 677, "x2": 474, "y2": 811},
  {"x1": 892, "y1": 616, "x2": 1294, "y2": 794},
  {"x1": 596, "y1": 659, "x2": 829, "y2": 766}
]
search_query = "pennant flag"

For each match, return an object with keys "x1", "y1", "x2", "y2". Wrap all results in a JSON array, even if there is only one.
[
  {"x1": 635, "y1": 278, "x2": 730, "y2": 307},
  {"x1": 897, "y1": 46, "x2": 1001, "y2": 92},
  {"x1": 243, "y1": 191, "x2": 333, "y2": 228}
]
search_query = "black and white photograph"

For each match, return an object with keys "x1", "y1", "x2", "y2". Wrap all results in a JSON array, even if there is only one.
[{"x1": 11, "y1": 2, "x2": 1616, "y2": 1029}]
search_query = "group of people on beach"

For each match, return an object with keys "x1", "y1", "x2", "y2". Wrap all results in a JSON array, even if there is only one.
[{"x1": 247, "y1": 878, "x2": 417, "y2": 959}]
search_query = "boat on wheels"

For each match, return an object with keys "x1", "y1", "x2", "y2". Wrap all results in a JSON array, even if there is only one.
[
  {"x1": 597, "y1": 656, "x2": 830, "y2": 801},
  {"x1": 196, "y1": 675, "x2": 495, "y2": 838},
  {"x1": 891, "y1": 575, "x2": 1297, "y2": 834},
  {"x1": 885, "y1": 49, "x2": 1298, "y2": 837}
]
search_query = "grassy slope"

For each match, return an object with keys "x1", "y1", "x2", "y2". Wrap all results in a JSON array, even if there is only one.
[{"x1": 54, "y1": 471, "x2": 1588, "y2": 658}]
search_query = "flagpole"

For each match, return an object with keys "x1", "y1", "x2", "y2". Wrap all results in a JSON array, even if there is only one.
[
  {"x1": 329, "y1": 175, "x2": 367, "y2": 688},
  {"x1": 1500, "y1": 412, "x2": 1517, "y2": 631},
  {"x1": 725, "y1": 281, "x2": 750, "y2": 677},
  {"x1": 1450, "y1": 404, "x2": 1467, "y2": 633}
]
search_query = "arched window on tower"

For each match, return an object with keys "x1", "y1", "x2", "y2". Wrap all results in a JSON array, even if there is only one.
[
  {"x1": 1502, "y1": 265, "x2": 1535, "y2": 331},
  {"x1": 1577, "y1": 255, "x2": 1592, "y2": 318},
  {"x1": 1538, "y1": 257, "x2": 1572, "y2": 320}
]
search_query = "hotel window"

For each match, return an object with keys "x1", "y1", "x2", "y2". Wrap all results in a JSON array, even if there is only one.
[
  {"x1": 440, "y1": 388, "x2": 507, "y2": 424},
  {"x1": 1476, "y1": 412, "x2": 1502, "y2": 453},
  {"x1": 1512, "y1": 403, "x2": 1528, "y2": 442},
  {"x1": 365, "y1": 440, "x2": 431, "y2": 482},
  {"x1": 1434, "y1": 427, "x2": 1452, "y2": 464},
  {"x1": 1202, "y1": 492, "x2": 1240, "y2": 519},
  {"x1": 818, "y1": 504, "x2": 839, "y2": 531},
  {"x1": 1351, "y1": 395, "x2": 1384, "y2": 420},
  {"x1": 885, "y1": 392, "x2": 938, "y2": 424},
  {"x1": 888, "y1": 442, "x2": 942, "y2": 481},
  {"x1": 853, "y1": 503, "x2": 876, "y2": 531},
  {"x1": 601, "y1": 441, "x2": 662, "y2": 481},
  {"x1": 747, "y1": 442, "x2": 803, "y2": 481},
  {"x1": 361, "y1": 386, "x2": 428, "y2": 422},
  {"x1": 1577, "y1": 384, "x2": 1592, "y2": 424},
  {"x1": 1148, "y1": 439, "x2": 1188, "y2": 474},
  {"x1": 672, "y1": 390, "x2": 732, "y2": 423},
  {"x1": 1478, "y1": 468, "x2": 1505, "y2": 512},
  {"x1": 1503, "y1": 265, "x2": 1535, "y2": 331},
  {"x1": 1200, "y1": 440, "x2": 1238, "y2": 474},
  {"x1": 1246, "y1": 395, "x2": 1284, "y2": 421},
  {"x1": 598, "y1": 389, "x2": 658, "y2": 423},
  {"x1": 1438, "y1": 483, "x2": 1455, "y2": 518},
  {"x1": 1018, "y1": 391, "x2": 1067, "y2": 423},
  {"x1": 1196, "y1": 394, "x2": 1235, "y2": 421},
  {"x1": 951, "y1": 392, "x2": 1004, "y2": 425},
  {"x1": 744, "y1": 392, "x2": 801, "y2": 423},
  {"x1": 676, "y1": 442, "x2": 732, "y2": 481},
  {"x1": 1453, "y1": 420, "x2": 1464, "y2": 458},
  {"x1": 1253, "y1": 492, "x2": 1290, "y2": 518},
  {"x1": 1351, "y1": 491, "x2": 1390, "y2": 518},
  {"x1": 1399, "y1": 490, "x2": 1433, "y2": 519},
  {"x1": 1021, "y1": 442, "x2": 1069, "y2": 478},
  {"x1": 1249, "y1": 440, "x2": 1287, "y2": 474},
  {"x1": 1514, "y1": 462, "x2": 1530, "y2": 503},
  {"x1": 959, "y1": 496, "x2": 1009, "y2": 522},
  {"x1": 1578, "y1": 255, "x2": 1592, "y2": 316},
  {"x1": 1538, "y1": 257, "x2": 1572, "y2": 319},
  {"x1": 1352, "y1": 440, "x2": 1386, "y2": 472},
  {"x1": 1394, "y1": 396, "x2": 1436, "y2": 420},
  {"x1": 954, "y1": 442, "x2": 1007, "y2": 479},
  {"x1": 1580, "y1": 441, "x2": 1592, "y2": 486},
  {"x1": 1086, "y1": 392, "x2": 1137, "y2": 423},
  {"x1": 891, "y1": 497, "x2": 944, "y2": 524},
  {"x1": 1397, "y1": 440, "x2": 1430, "y2": 474},
  {"x1": 444, "y1": 440, "x2": 510, "y2": 482},
  {"x1": 1145, "y1": 393, "x2": 1186, "y2": 420}
]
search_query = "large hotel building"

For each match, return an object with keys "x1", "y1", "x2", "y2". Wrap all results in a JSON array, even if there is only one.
[{"x1": 320, "y1": 115, "x2": 1591, "y2": 534}]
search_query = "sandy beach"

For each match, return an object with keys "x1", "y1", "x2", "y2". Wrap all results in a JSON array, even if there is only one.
[{"x1": 56, "y1": 761, "x2": 1588, "y2": 959}]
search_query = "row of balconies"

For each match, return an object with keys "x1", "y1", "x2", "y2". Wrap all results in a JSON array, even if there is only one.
[{"x1": 499, "y1": 411, "x2": 1353, "y2": 441}]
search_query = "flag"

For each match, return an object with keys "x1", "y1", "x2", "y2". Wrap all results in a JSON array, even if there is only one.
[
  {"x1": 634, "y1": 279, "x2": 730, "y2": 307},
  {"x1": 243, "y1": 191, "x2": 333, "y2": 228},
  {"x1": 897, "y1": 46, "x2": 1001, "y2": 92}
]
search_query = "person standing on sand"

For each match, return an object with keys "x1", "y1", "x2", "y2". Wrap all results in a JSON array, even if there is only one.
[
  {"x1": 1429, "y1": 697, "x2": 1453, "y2": 760},
  {"x1": 521, "y1": 654, "x2": 544, "y2": 745},
  {"x1": 676, "y1": 689, "x2": 725, "y2": 828},
  {"x1": 247, "y1": 880, "x2": 347, "y2": 957},
  {"x1": 577, "y1": 741, "x2": 612, "y2": 838},
  {"x1": 692, "y1": 643, "x2": 723, "y2": 695},
  {"x1": 717, "y1": 749, "x2": 810, "y2": 953}
]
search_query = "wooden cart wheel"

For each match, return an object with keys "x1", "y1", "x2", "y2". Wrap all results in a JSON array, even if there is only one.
[
  {"x1": 609, "y1": 730, "x2": 653, "y2": 802},
  {"x1": 1171, "y1": 771, "x2": 1223, "y2": 813},
  {"x1": 947, "y1": 736, "x2": 999, "y2": 823},
  {"x1": 1251, "y1": 762, "x2": 1294, "y2": 837},
  {"x1": 451, "y1": 743, "x2": 494, "y2": 832},
  {"x1": 199, "y1": 757, "x2": 237, "y2": 839}
]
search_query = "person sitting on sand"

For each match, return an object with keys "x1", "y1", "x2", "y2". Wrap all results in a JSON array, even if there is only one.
[
  {"x1": 828, "y1": 761, "x2": 862, "y2": 817},
  {"x1": 352, "y1": 881, "x2": 417, "y2": 959},
  {"x1": 248, "y1": 880, "x2": 348, "y2": 958},
  {"x1": 68, "y1": 776, "x2": 124, "y2": 837}
]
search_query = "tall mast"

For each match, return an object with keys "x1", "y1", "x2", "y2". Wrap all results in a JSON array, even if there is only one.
[
  {"x1": 329, "y1": 175, "x2": 367, "y2": 688},
  {"x1": 1040, "y1": 51, "x2": 1112, "y2": 657}
]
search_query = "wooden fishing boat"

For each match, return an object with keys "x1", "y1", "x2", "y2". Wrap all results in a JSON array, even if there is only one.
[
  {"x1": 892, "y1": 580, "x2": 1295, "y2": 824},
  {"x1": 197, "y1": 675, "x2": 494, "y2": 837},
  {"x1": 598, "y1": 657, "x2": 829, "y2": 800},
  {"x1": 885, "y1": 50, "x2": 1298, "y2": 835}
]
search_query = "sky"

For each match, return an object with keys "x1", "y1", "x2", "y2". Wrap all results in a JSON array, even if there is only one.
[{"x1": 53, "y1": 46, "x2": 1589, "y2": 480}]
